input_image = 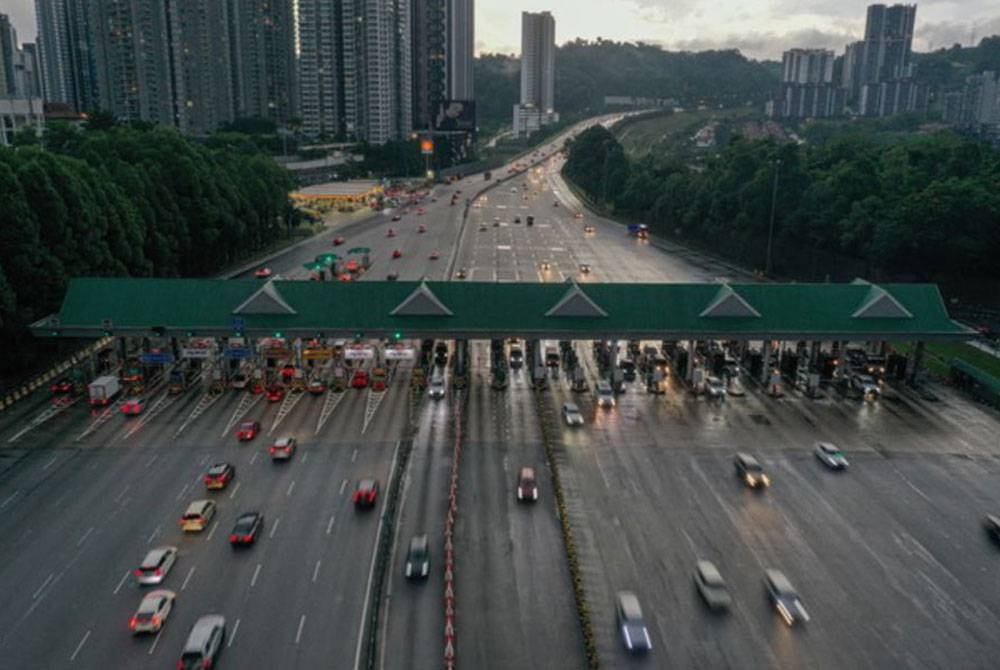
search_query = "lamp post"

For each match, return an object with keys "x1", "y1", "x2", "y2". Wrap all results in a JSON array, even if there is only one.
[{"x1": 764, "y1": 157, "x2": 781, "y2": 277}]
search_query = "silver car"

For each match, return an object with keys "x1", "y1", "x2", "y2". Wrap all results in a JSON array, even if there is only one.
[
  {"x1": 405, "y1": 534, "x2": 430, "y2": 579},
  {"x1": 562, "y1": 403, "x2": 584, "y2": 426},
  {"x1": 135, "y1": 546, "x2": 177, "y2": 585},
  {"x1": 815, "y1": 442, "x2": 849, "y2": 469},
  {"x1": 694, "y1": 560, "x2": 731, "y2": 611},
  {"x1": 129, "y1": 589, "x2": 176, "y2": 634},
  {"x1": 705, "y1": 376, "x2": 727, "y2": 399},
  {"x1": 765, "y1": 569, "x2": 809, "y2": 626},
  {"x1": 616, "y1": 591, "x2": 652, "y2": 652}
]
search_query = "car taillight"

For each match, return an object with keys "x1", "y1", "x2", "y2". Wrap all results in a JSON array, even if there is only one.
[
  {"x1": 243, "y1": 534, "x2": 252, "y2": 542},
  {"x1": 269, "y1": 447, "x2": 276, "y2": 454},
  {"x1": 134, "y1": 569, "x2": 143, "y2": 577},
  {"x1": 129, "y1": 617, "x2": 138, "y2": 629},
  {"x1": 203, "y1": 657, "x2": 213, "y2": 668},
  {"x1": 177, "y1": 661, "x2": 184, "y2": 670},
  {"x1": 203, "y1": 477, "x2": 212, "y2": 484},
  {"x1": 154, "y1": 568, "x2": 162, "y2": 576},
  {"x1": 152, "y1": 616, "x2": 161, "y2": 626},
  {"x1": 229, "y1": 534, "x2": 238, "y2": 543}
]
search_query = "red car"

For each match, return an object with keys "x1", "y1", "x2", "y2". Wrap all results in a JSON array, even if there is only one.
[
  {"x1": 351, "y1": 369, "x2": 369, "y2": 389},
  {"x1": 308, "y1": 380, "x2": 326, "y2": 395},
  {"x1": 280, "y1": 365, "x2": 295, "y2": 382},
  {"x1": 392, "y1": 249, "x2": 402, "y2": 259},
  {"x1": 338, "y1": 274, "x2": 353, "y2": 282},
  {"x1": 429, "y1": 251, "x2": 440, "y2": 260},
  {"x1": 203, "y1": 463, "x2": 235, "y2": 490},
  {"x1": 333, "y1": 236, "x2": 345, "y2": 246},
  {"x1": 387, "y1": 228, "x2": 396, "y2": 238},
  {"x1": 120, "y1": 398, "x2": 146, "y2": 415},
  {"x1": 417, "y1": 208, "x2": 425, "y2": 215},
  {"x1": 236, "y1": 420, "x2": 260, "y2": 441},
  {"x1": 417, "y1": 224, "x2": 427, "y2": 233},
  {"x1": 254, "y1": 267, "x2": 272, "y2": 279},
  {"x1": 353, "y1": 479, "x2": 379, "y2": 508},
  {"x1": 266, "y1": 383, "x2": 285, "y2": 402},
  {"x1": 50, "y1": 378, "x2": 73, "y2": 394}
]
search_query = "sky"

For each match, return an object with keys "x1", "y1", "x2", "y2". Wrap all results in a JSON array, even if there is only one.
[{"x1": 5, "y1": 0, "x2": 1000, "y2": 61}]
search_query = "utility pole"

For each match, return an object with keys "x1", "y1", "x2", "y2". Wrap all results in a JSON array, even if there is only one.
[{"x1": 765, "y1": 157, "x2": 781, "y2": 277}]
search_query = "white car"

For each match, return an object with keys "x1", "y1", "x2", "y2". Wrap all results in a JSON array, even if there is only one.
[
  {"x1": 815, "y1": 442, "x2": 849, "y2": 469},
  {"x1": 134, "y1": 546, "x2": 178, "y2": 585},
  {"x1": 596, "y1": 381, "x2": 615, "y2": 408},
  {"x1": 726, "y1": 376, "x2": 746, "y2": 396},
  {"x1": 129, "y1": 589, "x2": 176, "y2": 634},
  {"x1": 562, "y1": 403, "x2": 584, "y2": 426},
  {"x1": 705, "y1": 376, "x2": 727, "y2": 399},
  {"x1": 850, "y1": 373, "x2": 881, "y2": 400},
  {"x1": 429, "y1": 377, "x2": 446, "y2": 399},
  {"x1": 404, "y1": 534, "x2": 430, "y2": 579},
  {"x1": 616, "y1": 591, "x2": 652, "y2": 652}
]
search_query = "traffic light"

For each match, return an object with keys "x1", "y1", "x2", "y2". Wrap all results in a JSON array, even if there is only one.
[
  {"x1": 274, "y1": 331, "x2": 283, "y2": 338},
  {"x1": 393, "y1": 331, "x2": 402, "y2": 341}
]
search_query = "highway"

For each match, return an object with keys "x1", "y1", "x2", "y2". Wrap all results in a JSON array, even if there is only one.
[{"x1": 2, "y1": 109, "x2": 1000, "y2": 670}]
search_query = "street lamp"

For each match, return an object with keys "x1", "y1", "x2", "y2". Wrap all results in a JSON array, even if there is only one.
[{"x1": 764, "y1": 157, "x2": 781, "y2": 277}]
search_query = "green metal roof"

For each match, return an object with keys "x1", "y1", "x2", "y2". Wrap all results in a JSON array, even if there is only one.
[{"x1": 34, "y1": 278, "x2": 973, "y2": 341}]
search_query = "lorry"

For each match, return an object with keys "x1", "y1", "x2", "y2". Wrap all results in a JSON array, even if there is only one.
[
  {"x1": 88, "y1": 375, "x2": 121, "y2": 407},
  {"x1": 627, "y1": 224, "x2": 649, "y2": 240}
]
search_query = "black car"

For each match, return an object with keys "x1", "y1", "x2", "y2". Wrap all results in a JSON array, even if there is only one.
[
  {"x1": 404, "y1": 534, "x2": 430, "y2": 579},
  {"x1": 734, "y1": 453, "x2": 770, "y2": 488},
  {"x1": 620, "y1": 360, "x2": 637, "y2": 382},
  {"x1": 985, "y1": 514, "x2": 1000, "y2": 543},
  {"x1": 228, "y1": 511, "x2": 263, "y2": 546},
  {"x1": 386, "y1": 273, "x2": 399, "y2": 281}
]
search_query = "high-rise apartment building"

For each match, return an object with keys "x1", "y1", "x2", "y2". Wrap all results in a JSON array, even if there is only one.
[
  {"x1": 448, "y1": 0, "x2": 473, "y2": 101},
  {"x1": 297, "y1": 0, "x2": 343, "y2": 138},
  {"x1": 411, "y1": 0, "x2": 473, "y2": 131},
  {"x1": 228, "y1": 0, "x2": 297, "y2": 124},
  {"x1": 168, "y1": 1, "x2": 235, "y2": 135},
  {"x1": 942, "y1": 71, "x2": 1000, "y2": 129},
  {"x1": 514, "y1": 11, "x2": 556, "y2": 138},
  {"x1": 781, "y1": 49, "x2": 835, "y2": 85},
  {"x1": 770, "y1": 49, "x2": 843, "y2": 119},
  {"x1": 0, "y1": 14, "x2": 17, "y2": 96}
]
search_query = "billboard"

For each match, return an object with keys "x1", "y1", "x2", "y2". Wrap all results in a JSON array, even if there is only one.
[{"x1": 434, "y1": 100, "x2": 476, "y2": 132}]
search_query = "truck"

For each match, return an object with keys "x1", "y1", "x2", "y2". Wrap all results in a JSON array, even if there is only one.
[
  {"x1": 88, "y1": 375, "x2": 121, "y2": 407},
  {"x1": 627, "y1": 223, "x2": 649, "y2": 239}
]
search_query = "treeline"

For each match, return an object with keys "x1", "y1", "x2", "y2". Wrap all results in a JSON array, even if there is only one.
[
  {"x1": 563, "y1": 125, "x2": 1000, "y2": 284},
  {"x1": 916, "y1": 36, "x2": 1000, "y2": 93},
  {"x1": 474, "y1": 40, "x2": 778, "y2": 129},
  {"x1": 0, "y1": 122, "x2": 295, "y2": 373}
]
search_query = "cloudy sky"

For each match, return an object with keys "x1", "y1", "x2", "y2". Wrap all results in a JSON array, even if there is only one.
[{"x1": 5, "y1": 0, "x2": 1000, "y2": 61}]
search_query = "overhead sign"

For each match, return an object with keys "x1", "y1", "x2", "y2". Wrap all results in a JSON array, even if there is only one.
[
  {"x1": 344, "y1": 345, "x2": 375, "y2": 360},
  {"x1": 303, "y1": 348, "x2": 334, "y2": 361},
  {"x1": 384, "y1": 346, "x2": 415, "y2": 361},
  {"x1": 231, "y1": 317, "x2": 245, "y2": 332},
  {"x1": 139, "y1": 352, "x2": 174, "y2": 364},
  {"x1": 180, "y1": 348, "x2": 214, "y2": 359},
  {"x1": 435, "y1": 100, "x2": 476, "y2": 131},
  {"x1": 264, "y1": 348, "x2": 292, "y2": 359},
  {"x1": 224, "y1": 347, "x2": 251, "y2": 359}
]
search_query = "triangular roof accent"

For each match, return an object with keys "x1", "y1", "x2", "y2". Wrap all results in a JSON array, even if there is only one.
[
  {"x1": 699, "y1": 284, "x2": 761, "y2": 318},
  {"x1": 852, "y1": 285, "x2": 913, "y2": 319},
  {"x1": 850, "y1": 278, "x2": 871, "y2": 285},
  {"x1": 232, "y1": 281, "x2": 297, "y2": 315},
  {"x1": 545, "y1": 282, "x2": 608, "y2": 317},
  {"x1": 390, "y1": 282, "x2": 453, "y2": 316}
]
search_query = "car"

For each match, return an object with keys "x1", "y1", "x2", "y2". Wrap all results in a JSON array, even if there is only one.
[
  {"x1": 765, "y1": 569, "x2": 809, "y2": 626},
  {"x1": 391, "y1": 214, "x2": 401, "y2": 221},
  {"x1": 229, "y1": 511, "x2": 263, "y2": 546},
  {"x1": 540, "y1": 260, "x2": 551, "y2": 271},
  {"x1": 705, "y1": 376, "x2": 727, "y2": 399},
  {"x1": 583, "y1": 225, "x2": 595, "y2": 235},
  {"x1": 596, "y1": 380, "x2": 615, "y2": 408},
  {"x1": 455, "y1": 268, "x2": 467, "y2": 279},
  {"x1": 50, "y1": 378, "x2": 73, "y2": 394},
  {"x1": 269, "y1": 437, "x2": 296, "y2": 460},
  {"x1": 429, "y1": 251, "x2": 440, "y2": 260},
  {"x1": 305, "y1": 379, "x2": 325, "y2": 395},
  {"x1": 815, "y1": 442, "x2": 849, "y2": 469},
  {"x1": 616, "y1": 591, "x2": 652, "y2": 652},
  {"x1": 354, "y1": 479, "x2": 379, "y2": 508},
  {"x1": 850, "y1": 373, "x2": 881, "y2": 400},
  {"x1": 386, "y1": 272, "x2": 399, "y2": 281},
  {"x1": 562, "y1": 402, "x2": 584, "y2": 426},
  {"x1": 493, "y1": 216, "x2": 500, "y2": 223},
  {"x1": 387, "y1": 228, "x2": 396, "y2": 237},
  {"x1": 694, "y1": 560, "x2": 732, "y2": 611},
  {"x1": 332, "y1": 236, "x2": 345, "y2": 246},
  {"x1": 404, "y1": 534, "x2": 430, "y2": 579},
  {"x1": 178, "y1": 615, "x2": 226, "y2": 670},
  {"x1": 417, "y1": 208, "x2": 425, "y2": 215},
  {"x1": 180, "y1": 499, "x2": 217, "y2": 532},
  {"x1": 552, "y1": 201, "x2": 559, "y2": 207},
  {"x1": 254, "y1": 267, "x2": 272, "y2": 278},
  {"x1": 574, "y1": 212, "x2": 583, "y2": 219},
  {"x1": 129, "y1": 589, "x2": 176, "y2": 635},
  {"x1": 418, "y1": 224, "x2": 427, "y2": 233},
  {"x1": 279, "y1": 364, "x2": 295, "y2": 382},
  {"x1": 429, "y1": 377, "x2": 446, "y2": 399},
  {"x1": 230, "y1": 373, "x2": 249, "y2": 390},
  {"x1": 235, "y1": 420, "x2": 260, "y2": 441},
  {"x1": 203, "y1": 463, "x2": 235, "y2": 490},
  {"x1": 120, "y1": 397, "x2": 146, "y2": 415},
  {"x1": 478, "y1": 225, "x2": 487, "y2": 232},
  {"x1": 516, "y1": 467, "x2": 538, "y2": 502},
  {"x1": 726, "y1": 376, "x2": 746, "y2": 396},
  {"x1": 735, "y1": 453, "x2": 770, "y2": 488},
  {"x1": 266, "y1": 383, "x2": 285, "y2": 402},
  {"x1": 134, "y1": 546, "x2": 178, "y2": 585},
  {"x1": 392, "y1": 249, "x2": 403, "y2": 259},
  {"x1": 984, "y1": 514, "x2": 1000, "y2": 543},
  {"x1": 579, "y1": 264, "x2": 591, "y2": 274},
  {"x1": 351, "y1": 369, "x2": 369, "y2": 389},
  {"x1": 514, "y1": 216, "x2": 521, "y2": 223}
]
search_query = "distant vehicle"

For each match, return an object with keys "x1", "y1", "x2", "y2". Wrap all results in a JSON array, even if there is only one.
[
  {"x1": 694, "y1": 560, "x2": 732, "y2": 611},
  {"x1": 478, "y1": 225, "x2": 487, "y2": 232},
  {"x1": 734, "y1": 453, "x2": 770, "y2": 488},
  {"x1": 417, "y1": 208, "x2": 425, "y2": 215},
  {"x1": 129, "y1": 589, "x2": 176, "y2": 635},
  {"x1": 627, "y1": 223, "x2": 649, "y2": 239},
  {"x1": 574, "y1": 212, "x2": 583, "y2": 219},
  {"x1": 429, "y1": 251, "x2": 440, "y2": 260},
  {"x1": 236, "y1": 420, "x2": 260, "y2": 441},
  {"x1": 386, "y1": 273, "x2": 399, "y2": 281},
  {"x1": 392, "y1": 249, "x2": 403, "y2": 259},
  {"x1": 516, "y1": 467, "x2": 538, "y2": 502},
  {"x1": 266, "y1": 383, "x2": 285, "y2": 402},
  {"x1": 351, "y1": 369, "x2": 369, "y2": 389},
  {"x1": 526, "y1": 215, "x2": 534, "y2": 226},
  {"x1": 509, "y1": 347, "x2": 524, "y2": 369},
  {"x1": 50, "y1": 378, "x2": 73, "y2": 394},
  {"x1": 726, "y1": 376, "x2": 746, "y2": 396},
  {"x1": 510, "y1": 186, "x2": 518, "y2": 193},
  {"x1": 203, "y1": 462, "x2": 235, "y2": 490},
  {"x1": 404, "y1": 534, "x2": 430, "y2": 579},
  {"x1": 308, "y1": 379, "x2": 326, "y2": 395},
  {"x1": 493, "y1": 216, "x2": 500, "y2": 223},
  {"x1": 455, "y1": 268, "x2": 467, "y2": 279},
  {"x1": 562, "y1": 402, "x2": 584, "y2": 426},
  {"x1": 88, "y1": 375, "x2": 121, "y2": 407},
  {"x1": 120, "y1": 397, "x2": 146, "y2": 415},
  {"x1": 620, "y1": 359, "x2": 636, "y2": 382},
  {"x1": 514, "y1": 216, "x2": 521, "y2": 223},
  {"x1": 545, "y1": 349, "x2": 560, "y2": 367},
  {"x1": 616, "y1": 591, "x2": 652, "y2": 653},
  {"x1": 178, "y1": 615, "x2": 226, "y2": 670},
  {"x1": 540, "y1": 261, "x2": 551, "y2": 271},
  {"x1": 418, "y1": 224, "x2": 427, "y2": 233},
  {"x1": 180, "y1": 499, "x2": 216, "y2": 532},
  {"x1": 984, "y1": 514, "x2": 1000, "y2": 544},
  {"x1": 579, "y1": 264, "x2": 591, "y2": 274},
  {"x1": 484, "y1": 171, "x2": 492, "y2": 180},
  {"x1": 254, "y1": 267, "x2": 272, "y2": 278},
  {"x1": 583, "y1": 226, "x2": 595, "y2": 235},
  {"x1": 765, "y1": 569, "x2": 809, "y2": 626},
  {"x1": 353, "y1": 479, "x2": 379, "y2": 509},
  {"x1": 429, "y1": 376, "x2": 446, "y2": 399},
  {"x1": 815, "y1": 442, "x2": 849, "y2": 469},
  {"x1": 596, "y1": 381, "x2": 615, "y2": 408},
  {"x1": 387, "y1": 228, "x2": 396, "y2": 237},
  {"x1": 391, "y1": 214, "x2": 401, "y2": 221},
  {"x1": 552, "y1": 201, "x2": 559, "y2": 207},
  {"x1": 134, "y1": 546, "x2": 178, "y2": 585},
  {"x1": 705, "y1": 376, "x2": 727, "y2": 399},
  {"x1": 229, "y1": 511, "x2": 263, "y2": 546},
  {"x1": 850, "y1": 373, "x2": 880, "y2": 400},
  {"x1": 230, "y1": 373, "x2": 249, "y2": 390},
  {"x1": 269, "y1": 437, "x2": 296, "y2": 461},
  {"x1": 333, "y1": 236, "x2": 345, "y2": 246}
]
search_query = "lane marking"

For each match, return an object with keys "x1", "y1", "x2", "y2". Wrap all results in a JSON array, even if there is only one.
[
  {"x1": 1, "y1": 490, "x2": 20, "y2": 509},
  {"x1": 76, "y1": 526, "x2": 95, "y2": 547},
  {"x1": 198, "y1": 454, "x2": 210, "y2": 466},
  {"x1": 228, "y1": 481, "x2": 241, "y2": 499},
  {"x1": 115, "y1": 484, "x2": 131, "y2": 503},
  {"x1": 249, "y1": 452, "x2": 259, "y2": 466},
  {"x1": 148, "y1": 630, "x2": 162, "y2": 655},
  {"x1": 351, "y1": 448, "x2": 358, "y2": 463},
  {"x1": 228, "y1": 618, "x2": 241, "y2": 648},
  {"x1": 42, "y1": 455, "x2": 58, "y2": 470},
  {"x1": 69, "y1": 630, "x2": 90, "y2": 661},
  {"x1": 339, "y1": 479, "x2": 348, "y2": 495},
  {"x1": 206, "y1": 520, "x2": 219, "y2": 542},
  {"x1": 301, "y1": 452, "x2": 309, "y2": 464},
  {"x1": 145, "y1": 454, "x2": 158, "y2": 468},
  {"x1": 295, "y1": 614, "x2": 306, "y2": 644},
  {"x1": 147, "y1": 524, "x2": 162, "y2": 545},
  {"x1": 286, "y1": 480, "x2": 296, "y2": 497},
  {"x1": 175, "y1": 483, "x2": 190, "y2": 501},
  {"x1": 113, "y1": 570, "x2": 130, "y2": 595},
  {"x1": 33, "y1": 572, "x2": 55, "y2": 599},
  {"x1": 312, "y1": 560, "x2": 322, "y2": 583},
  {"x1": 326, "y1": 514, "x2": 336, "y2": 535},
  {"x1": 181, "y1": 567, "x2": 195, "y2": 591},
  {"x1": 251, "y1": 563, "x2": 261, "y2": 587},
  {"x1": 269, "y1": 517, "x2": 281, "y2": 538}
]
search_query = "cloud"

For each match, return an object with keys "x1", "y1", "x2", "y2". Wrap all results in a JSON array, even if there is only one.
[
  {"x1": 915, "y1": 15, "x2": 1000, "y2": 51},
  {"x1": 668, "y1": 27, "x2": 859, "y2": 60}
]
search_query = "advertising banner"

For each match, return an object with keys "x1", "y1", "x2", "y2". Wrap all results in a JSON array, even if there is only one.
[{"x1": 344, "y1": 345, "x2": 375, "y2": 360}]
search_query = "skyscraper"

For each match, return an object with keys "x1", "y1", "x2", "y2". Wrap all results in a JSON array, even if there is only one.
[
  {"x1": 513, "y1": 11, "x2": 556, "y2": 138},
  {"x1": 770, "y1": 48, "x2": 843, "y2": 119},
  {"x1": 410, "y1": 0, "x2": 447, "y2": 131},
  {"x1": 297, "y1": 0, "x2": 343, "y2": 138},
  {"x1": 167, "y1": 1, "x2": 235, "y2": 135},
  {"x1": 781, "y1": 49, "x2": 835, "y2": 85},
  {"x1": 448, "y1": 0, "x2": 473, "y2": 101},
  {"x1": 0, "y1": 14, "x2": 17, "y2": 96},
  {"x1": 228, "y1": 0, "x2": 297, "y2": 124}
]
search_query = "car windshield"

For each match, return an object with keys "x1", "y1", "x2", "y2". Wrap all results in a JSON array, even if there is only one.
[
  {"x1": 235, "y1": 515, "x2": 256, "y2": 530},
  {"x1": 240, "y1": 422, "x2": 255, "y2": 430}
]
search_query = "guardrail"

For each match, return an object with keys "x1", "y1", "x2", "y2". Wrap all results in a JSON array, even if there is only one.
[
  {"x1": 442, "y1": 390, "x2": 465, "y2": 669},
  {"x1": 0, "y1": 336, "x2": 113, "y2": 413}
]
